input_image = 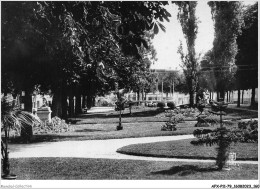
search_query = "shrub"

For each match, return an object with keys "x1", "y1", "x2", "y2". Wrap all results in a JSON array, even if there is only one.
[
  {"x1": 128, "y1": 101, "x2": 135, "y2": 106},
  {"x1": 167, "y1": 102, "x2": 176, "y2": 109},
  {"x1": 101, "y1": 100, "x2": 109, "y2": 106},
  {"x1": 181, "y1": 108, "x2": 198, "y2": 118},
  {"x1": 157, "y1": 102, "x2": 165, "y2": 109},
  {"x1": 34, "y1": 116, "x2": 73, "y2": 134},
  {"x1": 195, "y1": 115, "x2": 219, "y2": 127},
  {"x1": 237, "y1": 120, "x2": 258, "y2": 143},
  {"x1": 179, "y1": 104, "x2": 189, "y2": 109},
  {"x1": 161, "y1": 109, "x2": 184, "y2": 131}
]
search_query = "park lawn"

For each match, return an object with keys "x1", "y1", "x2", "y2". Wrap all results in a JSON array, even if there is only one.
[
  {"x1": 9, "y1": 121, "x2": 213, "y2": 145},
  {"x1": 7, "y1": 106, "x2": 257, "y2": 144},
  {"x1": 75, "y1": 106, "x2": 258, "y2": 124},
  {"x1": 117, "y1": 139, "x2": 258, "y2": 161},
  {"x1": 9, "y1": 157, "x2": 258, "y2": 180}
]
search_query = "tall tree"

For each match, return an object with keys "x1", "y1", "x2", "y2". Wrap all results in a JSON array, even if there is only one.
[
  {"x1": 176, "y1": 1, "x2": 199, "y2": 107},
  {"x1": 235, "y1": 2, "x2": 258, "y2": 107},
  {"x1": 208, "y1": 1, "x2": 244, "y2": 100},
  {"x1": 2, "y1": 1, "x2": 172, "y2": 118}
]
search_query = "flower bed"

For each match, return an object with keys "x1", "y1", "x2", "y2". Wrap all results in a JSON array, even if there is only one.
[{"x1": 34, "y1": 116, "x2": 74, "y2": 134}]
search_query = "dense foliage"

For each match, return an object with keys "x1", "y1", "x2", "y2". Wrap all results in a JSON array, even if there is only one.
[
  {"x1": 176, "y1": 2, "x2": 200, "y2": 107},
  {"x1": 2, "y1": 1, "x2": 171, "y2": 118},
  {"x1": 235, "y1": 2, "x2": 258, "y2": 107},
  {"x1": 207, "y1": 1, "x2": 244, "y2": 100}
]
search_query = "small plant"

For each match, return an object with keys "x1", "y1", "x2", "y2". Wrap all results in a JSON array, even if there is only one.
[
  {"x1": 237, "y1": 120, "x2": 258, "y2": 143},
  {"x1": 167, "y1": 102, "x2": 176, "y2": 109},
  {"x1": 161, "y1": 110, "x2": 184, "y2": 131},
  {"x1": 191, "y1": 100, "x2": 233, "y2": 170},
  {"x1": 128, "y1": 100, "x2": 135, "y2": 115},
  {"x1": 101, "y1": 100, "x2": 109, "y2": 107},
  {"x1": 114, "y1": 84, "x2": 127, "y2": 131},
  {"x1": 195, "y1": 114, "x2": 219, "y2": 127},
  {"x1": 1, "y1": 96, "x2": 40, "y2": 179},
  {"x1": 34, "y1": 116, "x2": 73, "y2": 134},
  {"x1": 180, "y1": 107, "x2": 198, "y2": 118},
  {"x1": 157, "y1": 102, "x2": 165, "y2": 109}
]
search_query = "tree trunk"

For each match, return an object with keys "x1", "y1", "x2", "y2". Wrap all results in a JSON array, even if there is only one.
[
  {"x1": 189, "y1": 90, "x2": 194, "y2": 107},
  {"x1": 237, "y1": 89, "x2": 241, "y2": 107},
  {"x1": 82, "y1": 95, "x2": 86, "y2": 109},
  {"x1": 86, "y1": 94, "x2": 92, "y2": 109},
  {"x1": 250, "y1": 87, "x2": 256, "y2": 107},
  {"x1": 92, "y1": 97, "x2": 95, "y2": 107},
  {"x1": 241, "y1": 90, "x2": 244, "y2": 104},
  {"x1": 68, "y1": 95, "x2": 74, "y2": 117},
  {"x1": 219, "y1": 90, "x2": 225, "y2": 101},
  {"x1": 51, "y1": 85, "x2": 63, "y2": 118},
  {"x1": 117, "y1": 109, "x2": 123, "y2": 130},
  {"x1": 21, "y1": 88, "x2": 33, "y2": 142},
  {"x1": 137, "y1": 90, "x2": 140, "y2": 105},
  {"x1": 61, "y1": 91, "x2": 68, "y2": 119},
  {"x1": 226, "y1": 91, "x2": 228, "y2": 102},
  {"x1": 75, "y1": 93, "x2": 82, "y2": 115},
  {"x1": 24, "y1": 88, "x2": 32, "y2": 112}
]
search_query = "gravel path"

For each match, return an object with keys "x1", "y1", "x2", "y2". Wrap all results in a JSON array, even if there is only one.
[{"x1": 10, "y1": 134, "x2": 258, "y2": 164}]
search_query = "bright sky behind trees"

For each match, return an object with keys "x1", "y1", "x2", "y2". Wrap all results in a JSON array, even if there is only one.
[{"x1": 151, "y1": 1, "x2": 256, "y2": 70}]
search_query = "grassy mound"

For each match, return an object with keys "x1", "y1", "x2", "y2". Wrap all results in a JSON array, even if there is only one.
[{"x1": 117, "y1": 139, "x2": 258, "y2": 161}]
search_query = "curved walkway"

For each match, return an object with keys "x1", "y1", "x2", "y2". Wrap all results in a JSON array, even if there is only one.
[{"x1": 10, "y1": 134, "x2": 257, "y2": 164}]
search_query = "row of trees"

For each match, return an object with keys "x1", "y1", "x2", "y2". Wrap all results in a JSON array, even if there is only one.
[
  {"x1": 2, "y1": 1, "x2": 172, "y2": 118},
  {"x1": 177, "y1": 2, "x2": 257, "y2": 107},
  {"x1": 2, "y1": 1, "x2": 258, "y2": 118}
]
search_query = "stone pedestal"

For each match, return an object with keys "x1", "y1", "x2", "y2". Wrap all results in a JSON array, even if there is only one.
[{"x1": 37, "y1": 107, "x2": 52, "y2": 123}]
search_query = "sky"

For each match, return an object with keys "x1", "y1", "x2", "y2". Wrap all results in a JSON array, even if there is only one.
[{"x1": 150, "y1": 1, "x2": 257, "y2": 71}]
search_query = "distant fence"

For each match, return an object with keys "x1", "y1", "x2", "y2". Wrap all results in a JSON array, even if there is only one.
[
  {"x1": 97, "y1": 89, "x2": 258, "y2": 107},
  {"x1": 211, "y1": 89, "x2": 258, "y2": 104},
  {"x1": 138, "y1": 89, "x2": 258, "y2": 106}
]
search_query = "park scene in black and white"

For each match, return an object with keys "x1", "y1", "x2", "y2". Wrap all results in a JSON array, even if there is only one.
[{"x1": 1, "y1": 1, "x2": 258, "y2": 186}]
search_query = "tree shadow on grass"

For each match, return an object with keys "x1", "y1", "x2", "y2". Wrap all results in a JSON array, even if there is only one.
[
  {"x1": 8, "y1": 134, "x2": 85, "y2": 144},
  {"x1": 150, "y1": 165, "x2": 218, "y2": 177},
  {"x1": 225, "y1": 108, "x2": 258, "y2": 118},
  {"x1": 74, "y1": 129, "x2": 104, "y2": 132},
  {"x1": 77, "y1": 109, "x2": 164, "y2": 119}
]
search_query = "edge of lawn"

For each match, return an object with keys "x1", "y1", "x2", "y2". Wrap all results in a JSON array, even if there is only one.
[
  {"x1": 116, "y1": 139, "x2": 258, "y2": 161},
  {"x1": 116, "y1": 151, "x2": 258, "y2": 161}
]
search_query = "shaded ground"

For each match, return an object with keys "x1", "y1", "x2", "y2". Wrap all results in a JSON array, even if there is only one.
[
  {"x1": 9, "y1": 157, "x2": 258, "y2": 180},
  {"x1": 73, "y1": 106, "x2": 258, "y2": 124},
  {"x1": 117, "y1": 138, "x2": 258, "y2": 161}
]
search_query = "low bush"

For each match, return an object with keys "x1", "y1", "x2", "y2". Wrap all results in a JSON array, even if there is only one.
[
  {"x1": 157, "y1": 102, "x2": 165, "y2": 109},
  {"x1": 34, "y1": 116, "x2": 73, "y2": 134},
  {"x1": 101, "y1": 100, "x2": 109, "y2": 106},
  {"x1": 161, "y1": 109, "x2": 185, "y2": 131},
  {"x1": 192, "y1": 120, "x2": 258, "y2": 144},
  {"x1": 179, "y1": 104, "x2": 189, "y2": 109},
  {"x1": 180, "y1": 108, "x2": 198, "y2": 118},
  {"x1": 195, "y1": 115, "x2": 219, "y2": 127},
  {"x1": 237, "y1": 120, "x2": 258, "y2": 143},
  {"x1": 195, "y1": 114, "x2": 234, "y2": 127},
  {"x1": 128, "y1": 101, "x2": 135, "y2": 106},
  {"x1": 167, "y1": 102, "x2": 176, "y2": 109}
]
